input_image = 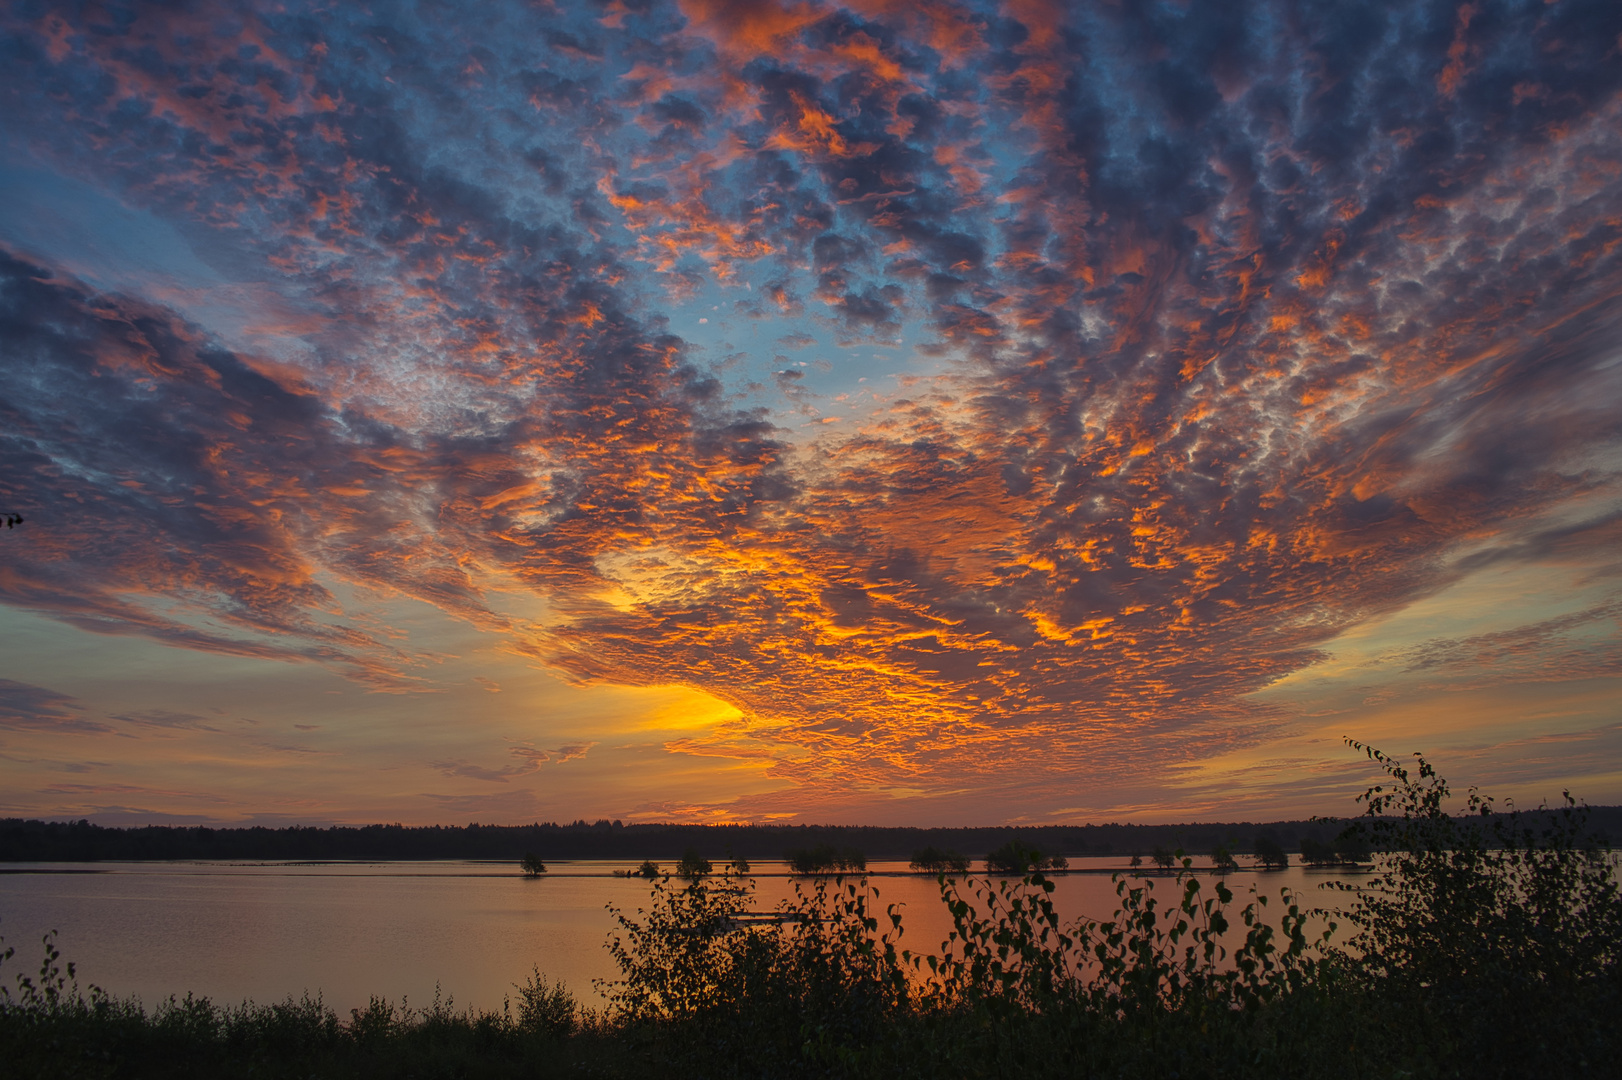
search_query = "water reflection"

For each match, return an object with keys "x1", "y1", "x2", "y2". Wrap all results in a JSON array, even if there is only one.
[{"x1": 0, "y1": 859, "x2": 1367, "y2": 1014}]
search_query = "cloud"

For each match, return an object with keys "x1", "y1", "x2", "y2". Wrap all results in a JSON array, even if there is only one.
[
  {"x1": 1391, "y1": 598, "x2": 1622, "y2": 685},
  {"x1": 433, "y1": 743, "x2": 597, "y2": 783},
  {"x1": 0, "y1": 0, "x2": 1619, "y2": 816},
  {"x1": 421, "y1": 789, "x2": 549, "y2": 819},
  {"x1": 0, "y1": 680, "x2": 109, "y2": 734},
  {"x1": 112, "y1": 710, "x2": 224, "y2": 733}
]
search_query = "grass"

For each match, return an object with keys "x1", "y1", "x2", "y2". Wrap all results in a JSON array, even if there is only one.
[
  {"x1": 0, "y1": 951, "x2": 642, "y2": 1079},
  {"x1": 4, "y1": 742, "x2": 1619, "y2": 1078}
]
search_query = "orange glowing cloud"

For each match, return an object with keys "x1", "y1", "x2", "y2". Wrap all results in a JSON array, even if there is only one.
[{"x1": 679, "y1": 0, "x2": 827, "y2": 58}]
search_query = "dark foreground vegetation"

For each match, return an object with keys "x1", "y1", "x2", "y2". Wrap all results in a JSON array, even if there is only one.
[{"x1": 3, "y1": 744, "x2": 1619, "y2": 1079}]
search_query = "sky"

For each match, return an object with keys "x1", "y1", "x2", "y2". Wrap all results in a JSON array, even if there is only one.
[{"x1": 0, "y1": 0, "x2": 1619, "y2": 828}]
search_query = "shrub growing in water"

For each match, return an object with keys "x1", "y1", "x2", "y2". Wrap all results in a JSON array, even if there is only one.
[
  {"x1": 908, "y1": 845, "x2": 969, "y2": 874},
  {"x1": 675, "y1": 848, "x2": 712, "y2": 880},
  {"x1": 1333, "y1": 829, "x2": 1371, "y2": 864},
  {"x1": 982, "y1": 840, "x2": 1042, "y2": 874},
  {"x1": 1299, "y1": 837, "x2": 1337, "y2": 865},
  {"x1": 1252, "y1": 832, "x2": 1289, "y2": 869},
  {"x1": 784, "y1": 844, "x2": 865, "y2": 875},
  {"x1": 984, "y1": 841, "x2": 1069, "y2": 875}
]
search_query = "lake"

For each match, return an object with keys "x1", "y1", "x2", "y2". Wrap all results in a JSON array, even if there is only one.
[{"x1": 0, "y1": 859, "x2": 1366, "y2": 1015}]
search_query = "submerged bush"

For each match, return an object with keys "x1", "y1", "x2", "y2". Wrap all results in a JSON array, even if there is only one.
[
  {"x1": 1252, "y1": 833, "x2": 1289, "y2": 869},
  {"x1": 908, "y1": 846, "x2": 969, "y2": 874},
  {"x1": 676, "y1": 848, "x2": 713, "y2": 880},
  {"x1": 982, "y1": 840, "x2": 1042, "y2": 875},
  {"x1": 785, "y1": 844, "x2": 866, "y2": 875}
]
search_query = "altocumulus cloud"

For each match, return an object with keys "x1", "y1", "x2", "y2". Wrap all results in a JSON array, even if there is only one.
[
  {"x1": 0, "y1": 0, "x2": 1619, "y2": 813},
  {"x1": 433, "y1": 744, "x2": 597, "y2": 783}
]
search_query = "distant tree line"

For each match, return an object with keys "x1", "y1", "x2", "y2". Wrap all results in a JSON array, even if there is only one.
[{"x1": 3, "y1": 809, "x2": 1616, "y2": 863}]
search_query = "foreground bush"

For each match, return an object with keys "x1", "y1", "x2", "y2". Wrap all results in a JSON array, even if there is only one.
[
  {"x1": 598, "y1": 743, "x2": 1621, "y2": 1078},
  {"x1": 1328, "y1": 742, "x2": 1622, "y2": 1076}
]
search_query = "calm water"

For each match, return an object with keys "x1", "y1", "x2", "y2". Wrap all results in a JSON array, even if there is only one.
[{"x1": 0, "y1": 859, "x2": 1365, "y2": 1014}]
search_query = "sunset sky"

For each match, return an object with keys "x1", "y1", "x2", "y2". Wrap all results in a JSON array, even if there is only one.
[{"x1": 1, "y1": 0, "x2": 1619, "y2": 827}]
